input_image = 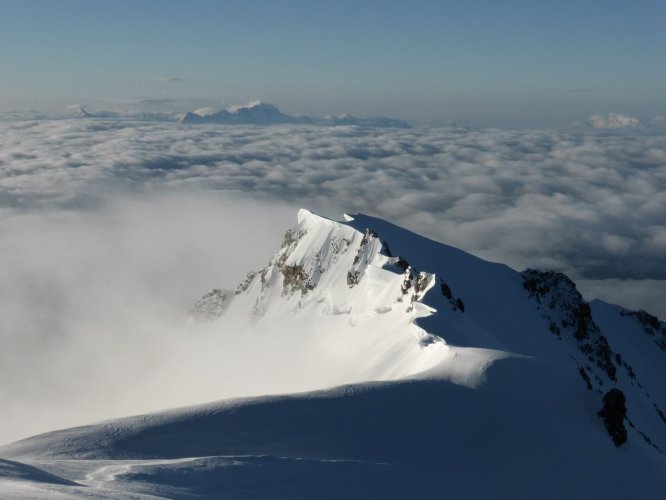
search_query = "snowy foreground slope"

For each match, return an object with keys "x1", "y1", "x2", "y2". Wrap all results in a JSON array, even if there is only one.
[{"x1": 1, "y1": 209, "x2": 665, "y2": 499}]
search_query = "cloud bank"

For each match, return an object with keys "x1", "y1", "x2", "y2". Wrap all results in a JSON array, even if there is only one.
[
  {"x1": 587, "y1": 113, "x2": 643, "y2": 129},
  {"x1": 0, "y1": 193, "x2": 296, "y2": 444},
  {"x1": 1, "y1": 118, "x2": 663, "y2": 286}
]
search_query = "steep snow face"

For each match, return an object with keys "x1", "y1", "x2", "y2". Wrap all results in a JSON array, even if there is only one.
[
  {"x1": 192, "y1": 209, "x2": 495, "y2": 389},
  {"x1": 193, "y1": 209, "x2": 666, "y2": 450}
]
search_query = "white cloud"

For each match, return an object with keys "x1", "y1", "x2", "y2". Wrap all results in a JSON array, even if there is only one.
[
  {"x1": 228, "y1": 100, "x2": 263, "y2": 112},
  {"x1": 192, "y1": 106, "x2": 219, "y2": 116},
  {"x1": 0, "y1": 192, "x2": 296, "y2": 444},
  {"x1": 577, "y1": 279, "x2": 666, "y2": 319},
  {"x1": 586, "y1": 113, "x2": 643, "y2": 129}
]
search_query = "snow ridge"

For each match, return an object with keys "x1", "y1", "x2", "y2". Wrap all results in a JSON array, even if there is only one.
[
  {"x1": 193, "y1": 209, "x2": 455, "y2": 384},
  {"x1": 193, "y1": 209, "x2": 666, "y2": 450}
]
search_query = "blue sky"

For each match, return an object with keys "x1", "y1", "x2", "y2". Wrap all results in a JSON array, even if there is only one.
[{"x1": 1, "y1": 0, "x2": 665, "y2": 126}]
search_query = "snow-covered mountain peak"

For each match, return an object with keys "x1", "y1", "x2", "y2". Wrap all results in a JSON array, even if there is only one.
[
  {"x1": 192, "y1": 208, "x2": 479, "y2": 387},
  {"x1": 179, "y1": 103, "x2": 411, "y2": 128},
  {"x1": 2, "y1": 209, "x2": 665, "y2": 498},
  {"x1": 180, "y1": 101, "x2": 295, "y2": 125},
  {"x1": 66, "y1": 104, "x2": 92, "y2": 118},
  {"x1": 192, "y1": 209, "x2": 666, "y2": 450},
  {"x1": 228, "y1": 100, "x2": 265, "y2": 111},
  {"x1": 227, "y1": 101, "x2": 283, "y2": 118}
]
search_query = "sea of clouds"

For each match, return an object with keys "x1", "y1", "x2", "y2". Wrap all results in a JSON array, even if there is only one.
[
  {"x1": 0, "y1": 116, "x2": 664, "y2": 443},
  {"x1": 2, "y1": 117, "x2": 664, "y2": 283}
]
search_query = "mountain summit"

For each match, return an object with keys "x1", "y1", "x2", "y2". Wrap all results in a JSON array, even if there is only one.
[
  {"x1": 180, "y1": 101, "x2": 297, "y2": 125},
  {"x1": 180, "y1": 102, "x2": 411, "y2": 128},
  {"x1": 192, "y1": 209, "x2": 666, "y2": 445},
  {"x1": 1, "y1": 209, "x2": 664, "y2": 499}
]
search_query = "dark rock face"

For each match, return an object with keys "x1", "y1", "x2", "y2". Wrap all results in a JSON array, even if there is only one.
[
  {"x1": 281, "y1": 265, "x2": 313, "y2": 294},
  {"x1": 598, "y1": 389, "x2": 628, "y2": 447},
  {"x1": 436, "y1": 278, "x2": 465, "y2": 313},
  {"x1": 235, "y1": 272, "x2": 257, "y2": 295},
  {"x1": 521, "y1": 269, "x2": 617, "y2": 381},
  {"x1": 400, "y1": 269, "x2": 414, "y2": 295},
  {"x1": 190, "y1": 289, "x2": 232, "y2": 321},
  {"x1": 520, "y1": 269, "x2": 665, "y2": 445},
  {"x1": 654, "y1": 404, "x2": 666, "y2": 424},
  {"x1": 440, "y1": 282, "x2": 453, "y2": 301},
  {"x1": 360, "y1": 229, "x2": 378, "y2": 247},
  {"x1": 281, "y1": 228, "x2": 301, "y2": 249},
  {"x1": 405, "y1": 272, "x2": 433, "y2": 312},
  {"x1": 578, "y1": 367, "x2": 593, "y2": 390},
  {"x1": 358, "y1": 228, "x2": 465, "y2": 314},
  {"x1": 395, "y1": 257, "x2": 410, "y2": 272},
  {"x1": 621, "y1": 309, "x2": 666, "y2": 351},
  {"x1": 348, "y1": 228, "x2": 378, "y2": 287}
]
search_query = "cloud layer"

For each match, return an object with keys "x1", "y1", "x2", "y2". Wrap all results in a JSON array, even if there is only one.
[
  {"x1": 0, "y1": 193, "x2": 296, "y2": 444},
  {"x1": 587, "y1": 113, "x2": 643, "y2": 129},
  {"x1": 1, "y1": 118, "x2": 664, "y2": 285}
]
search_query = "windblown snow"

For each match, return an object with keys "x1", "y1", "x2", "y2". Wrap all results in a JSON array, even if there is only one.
[{"x1": 1, "y1": 209, "x2": 665, "y2": 499}]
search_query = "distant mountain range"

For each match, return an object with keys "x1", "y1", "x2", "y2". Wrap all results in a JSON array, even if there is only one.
[
  {"x1": 179, "y1": 101, "x2": 411, "y2": 128},
  {"x1": 66, "y1": 105, "x2": 179, "y2": 122}
]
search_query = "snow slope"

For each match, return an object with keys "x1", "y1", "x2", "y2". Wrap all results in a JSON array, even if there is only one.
[{"x1": 1, "y1": 209, "x2": 664, "y2": 498}]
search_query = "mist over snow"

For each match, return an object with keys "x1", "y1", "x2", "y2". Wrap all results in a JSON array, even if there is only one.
[{"x1": 0, "y1": 193, "x2": 296, "y2": 444}]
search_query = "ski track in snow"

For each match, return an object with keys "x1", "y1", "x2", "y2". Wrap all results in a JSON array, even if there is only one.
[
  {"x1": 81, "y1": 454, "x2": 381, "y2": 487},
  {"x1": 0, "y1": 455, "x2": 390, "y2": 499},
  {"x1": 83, "y1": 457, "x2": 207, "y2": 488}
]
